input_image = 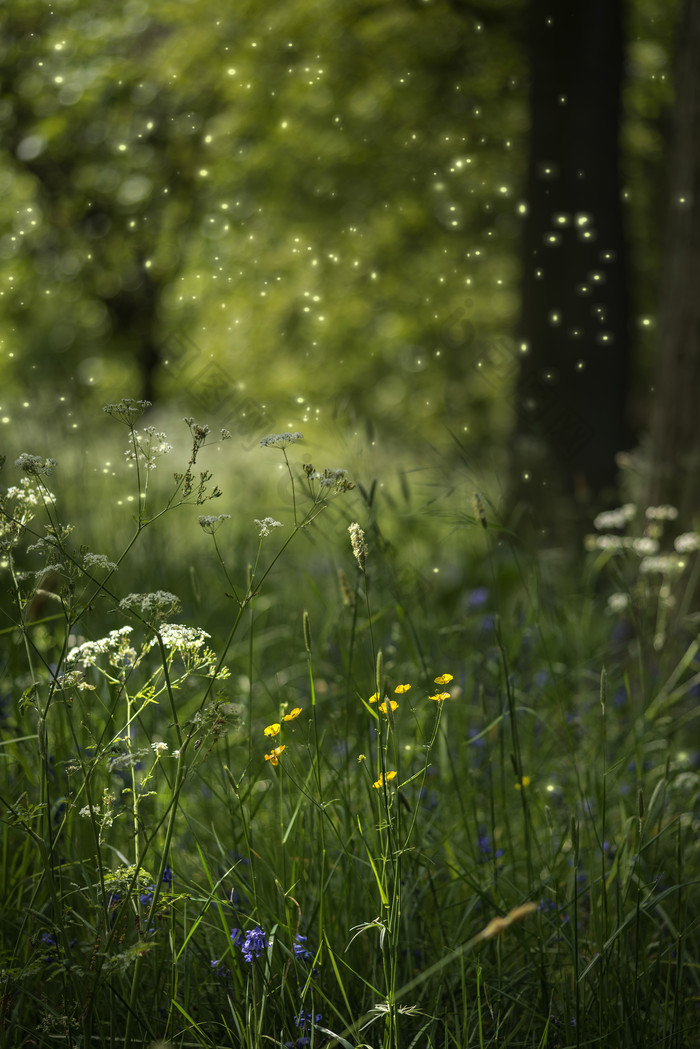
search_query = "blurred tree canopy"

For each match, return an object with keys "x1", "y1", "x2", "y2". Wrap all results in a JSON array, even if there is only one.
[{"x1": 0, "y1": 0, "x2": 681, "y2": 517}]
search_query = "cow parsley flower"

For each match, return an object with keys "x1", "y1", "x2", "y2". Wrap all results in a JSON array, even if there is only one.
[
  {"x1": 260, "y1": 432, "x2": 303, "y2": 448},
  {"x1": 255, "y1": 517, "x2": 283, "y2": 537}
]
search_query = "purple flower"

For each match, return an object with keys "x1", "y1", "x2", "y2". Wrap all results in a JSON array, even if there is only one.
[
  {"x1": 467, "y1": 586, "x2": 490, "y2": 611},
  {"x1": 295, "y1": 1011, "x2": 322, "y2": 1030},
  {"x1": 293, "y1": 934, "x2": 312, "y2": 961},
  {"x1": 231, "y1": 926, "x2": 268, "y2": 962},
  {"x1": 139, "y1": 885, "x2": 155, "y2": 906}
]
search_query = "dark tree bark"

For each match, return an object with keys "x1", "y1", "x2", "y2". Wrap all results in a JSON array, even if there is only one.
[
  {"x1": 647, "y1": 0, "x2": 700, "y2": 521},
  {"x1": 510, "y1": 0, "x2": 631, "y2": 543}
]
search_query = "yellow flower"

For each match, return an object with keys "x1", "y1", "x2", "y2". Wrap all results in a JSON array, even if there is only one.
[
  {"x1": 264, "y1": 723, "x2": 281, "y2": 737},
  {"x1": 372, "y1": 770, "x2": 398, "y2": 789},
  {"x1": 368, "y1": 692, "x2": 380, "y2": 704},
  {"x1": 394, "y1": 684, "x2": 411, "y2": 694},
  {"x1": 264, "y1": 745, "x2": 286, "y2": 765},
  {"x1": 434, "y1": 673, "x2": 453, "y2": 685},
  {"x1": 357, "y1": 753, "x2": 366, "y2": 763},
  {"x1": 428, "y1": 692, "x2": 450, "y2": 702},
  {"x1": 283, "y1": 707, "x2": 302, "y2": 722},
  {"x1": 515, "y1": 775, "x2": 531, "y2": 790},
  {"x1": 379, "y1": 699, "x2": 399, "y2": 713}
]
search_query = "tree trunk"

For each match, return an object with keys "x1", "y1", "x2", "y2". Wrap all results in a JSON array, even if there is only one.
[
  {"x1": 510, "y1": 0, "x2": 630, "y2": 544},
  {"x1": 647, "y1": 0, "x2": 700, "y2": 521}
]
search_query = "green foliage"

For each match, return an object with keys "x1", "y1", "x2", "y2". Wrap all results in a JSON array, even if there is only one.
[
  {"x1": 1, "y1": 408, "x2": 698, "y2": 1048},
  {"x1": 0, "y1": 0, "x2": 678, "y2": 454}
]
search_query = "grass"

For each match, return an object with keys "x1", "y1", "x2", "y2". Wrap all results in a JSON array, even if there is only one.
[{"x1": 0, "y1": 400, "x2": 698, "y2": 1048}]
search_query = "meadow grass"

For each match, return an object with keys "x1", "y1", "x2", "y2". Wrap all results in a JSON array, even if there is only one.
[{"x1": 0, "y1": 401, "x2": 698, "y2": 1048}]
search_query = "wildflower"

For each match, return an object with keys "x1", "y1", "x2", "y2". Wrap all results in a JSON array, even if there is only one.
[
  {"x1": 102, "y1": 398, "x2": 151, "y2": 424},
  {"x1": 429, "y1": 692, "x2": 450, "y2": 702},
  {"x1": 162, "y1": 864, "x2": 174, "y2": 885},
  {"x1": 14, "y1": 453, "x2": 58, "y2": 476},
  {"x1": 233, "y1": 926, "x2": 269, "y2": 962},
  {"x1": 149, "y1": 623, "x2": 210, "y2": 654},
  {"x1": 515, "y1": 775, "x2": 531, "y2": 790},
  {"x1": 295, "y1": 1011, "x2": 322, "y2": 1030},
  {"x1": 631, "y1": 536, "x2": 659, "y2": 555},
  {"x1": 293, "y1": 934, "x2": 313, "y2": 961},
  {"x1": 434, "y1": 673, "x2": 453, "y2": 685},
  {"x1": 594, "y1": 535, "x2": 624, "y2": 550},
  {"x1": 373, "y1": 771, "x2": 397, "y2": 789},
  {"x1": 82, "y1": 552, "x2": 118, "y2": 572},
  {"x1": 645, "y1": 505, "x2": 678, "y2": 521},
  {"x1": 264, "y1": 723, "x2": 281, "y2": 738},
  {"x1": 151, "y1": 741, "x2": 168, "y2": 755},
  {"x1": 675, "y1": 531, "x2": 700, "y2": 553},
  {"x1": 348, "y1": 522, "x2": 367, "y2": 571},
  {"x1": 66, "y1": 626, "x2": 135, "y2": 667},
  {"x1": 593, "y1": 505, "x2": 636, "y2": 530},
  {"x1": 260, "y1": 432, "x2": 303, "y2": 448},
  {"x1": 124, "y1": 428, "x2": 172, "y2": 470},
  {"x1": 198, "y1": 514, "x2": 231, "y2": 534},
  {"x1": 139, "y1": 885, "x2": 155, "y2": 906},
  {"x1": 283, "y1": 707, "x2": 302, "y2": 721},
  {"x1": 466, "y1": 587, "x2": 489, "y2": 610},
  {"x1": 607, "y1": 592, "x2": 629, "y2": 613},
  {"x1": 119, "y1": 590, "x2": 181, "y2": 625},
  {"x1": 265, "y1": 745, "x2": 286, "y2": 765},
  {"x1": 639, "y1": 555, "x2": 687, "y2": 575},
  {"x1": 379, "y1": 699, "x2": 399, "y2": 713},
  {"x1": 255, "y1": 517, "x2": 283, "y2": 537},
  {"x1": 394, "y1": 684, "x2": 411, "y2": 694},
  {"x1": 357, "y1": 753, "x2": 366, "y2": 763},
  {"x1": 368, "y1": 692, "x2": 380, "y2": 704}
]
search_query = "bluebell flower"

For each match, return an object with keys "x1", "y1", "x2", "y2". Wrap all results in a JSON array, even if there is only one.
[
  {"x1": 162, "y1": 864, "x2": 174, "y2": 886},
  {"x1": 232, "y1": 926, "x2": 268, "y2": 962},
  {"x1": 293, "y1": 934, "x2": 312, "y2": 961},
  {"x1": 478, "y1": 833, "x2": 504, "y2": 861},
  {"x1": 295, "y1": 1011, "x2": 322, "y2": 1030},
  {"x1": 466, "y1": 586, "x2": 489, "y2": 611},
  {"x1": 139, "y1": 886, "x2": 155, "y2": 906}
]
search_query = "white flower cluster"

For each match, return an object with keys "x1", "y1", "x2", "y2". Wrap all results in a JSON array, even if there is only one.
[
  {"x1": 645, "y1": 505, "x2": 679, "y2": 521},
  {"x1": 66, "y1": 626, "x2": 135, "y2": 667},
  {"x1": 254, "y1": 517, "x2": 283, "y2": 537},
  {"x1": 103, "y1": 398, "x2": 151, "y2": 424},
  {"x1": 674, "y1": 532, "x2": 700, "y2": 553},
  {"x1": 607, "y1": 592, "x2": 630, "y2": 613},
  {"x1": 586, "y1": 535, "x2": 660, "y2": 554},
  {"x1": 639, "y1": 555, "x2": 687, "y2": 576},
  {"x1": 82, "y1": 552, "x2": 118, "y2": 572},
  {"x1": 593, "y1": 504, "x2": 637, "y2": 531},
  {"x1": 14, "y1": 453, "x2": 58, "y2": 476},
  {"x1": 149, "y1": 623, "x2": 211, "y2": 654},
  {"x1": 198, "y1": 514, "x2": 231, "y2": 534},
  {"x1": 260, "y1": 432, "x2": 303, "y2": 448},
  {"x1": 119, "y1": 590, "x2": 182, "y2": 623},
  {"x1": 1, "y1": 477, "x2": 56, "y2": 550},
  {"x1": 124, "y1": 427, "x2": 172, "y2": 470}
]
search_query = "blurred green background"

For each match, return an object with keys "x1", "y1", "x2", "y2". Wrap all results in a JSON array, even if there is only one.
[{"x1": 0, "y1": 0, "x2": 680, "y2": 554}]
